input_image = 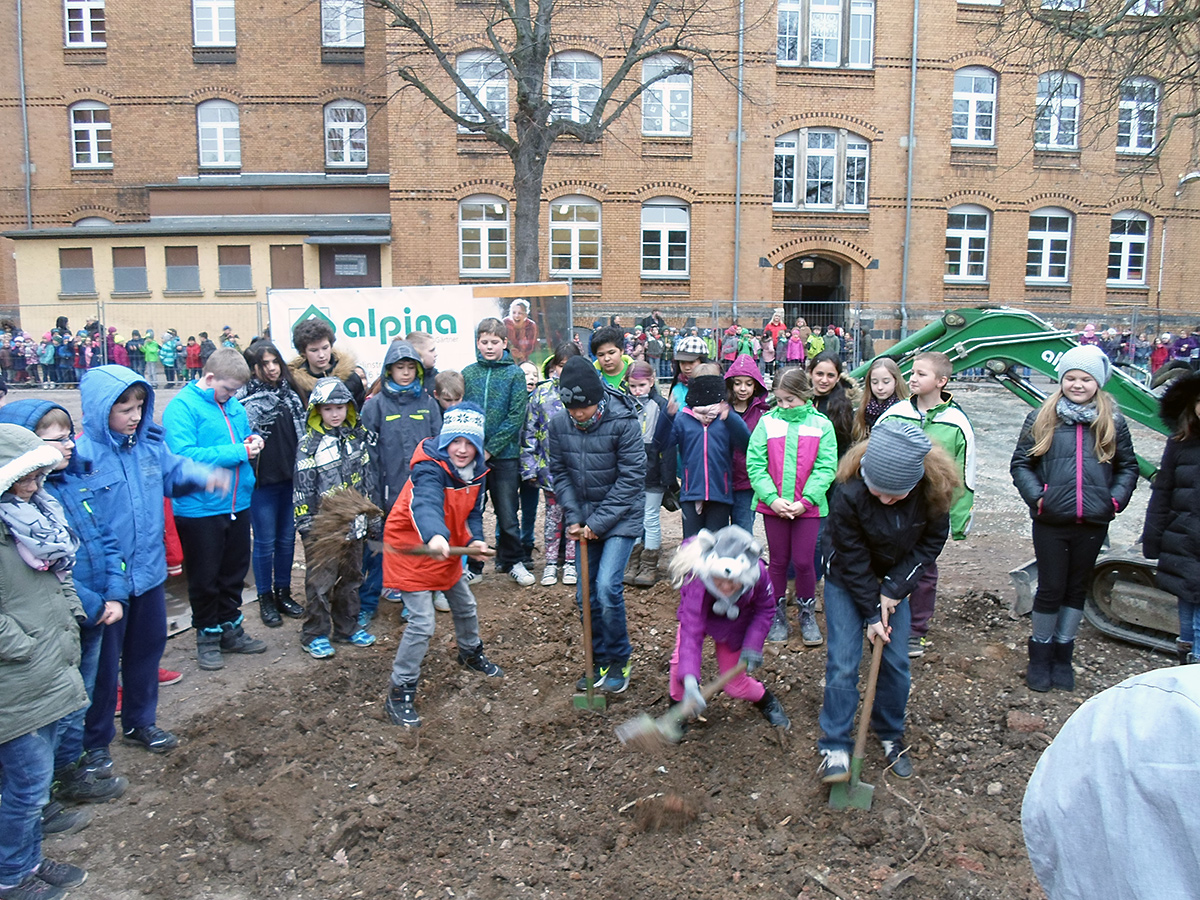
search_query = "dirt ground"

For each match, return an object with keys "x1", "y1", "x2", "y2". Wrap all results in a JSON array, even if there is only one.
[{"x1": 39, "y1": 382, "x2": 1171, "y2": 900}]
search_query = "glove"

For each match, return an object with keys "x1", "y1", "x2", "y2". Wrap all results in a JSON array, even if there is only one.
[
  {"x1": 348, "y1": 513, "x2": 367, "y2": 541},
  {"x1": 682, "y1": 675, "x2": 706, "y2": 715},
  {"x1": 739, "y1": 648, "x2": 763, "y2": 673}
]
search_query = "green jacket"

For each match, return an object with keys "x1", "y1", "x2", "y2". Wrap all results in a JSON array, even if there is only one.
[
  {"x1": 462, "y1": 351, "x2": 527, "y2": 460},
  {"x1": 142, "y1": 338, "x2": 161, "y2": 363}
]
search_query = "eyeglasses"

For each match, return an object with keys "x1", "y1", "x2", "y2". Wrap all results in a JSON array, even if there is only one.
[{"x1": 43, "y1": 435, "x2": 75, "y2": 446}]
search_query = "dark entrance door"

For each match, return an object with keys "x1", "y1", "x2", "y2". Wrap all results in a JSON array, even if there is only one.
[{"x1": 782, "y1": 256, "x2": 847, "y2": 330}]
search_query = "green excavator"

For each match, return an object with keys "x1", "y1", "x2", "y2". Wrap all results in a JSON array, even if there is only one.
[{"x1": 850, "y1": 306, "x2": 1186, "y2": 655}]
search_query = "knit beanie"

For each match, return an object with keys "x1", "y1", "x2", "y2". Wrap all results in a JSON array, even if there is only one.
[
  {"x1": 558, "y1": 356, "x2": 605, "y2": 408},
  {"x1": 438, "y1": 402, "x2": 486, "y2": 459},
  {"x1": 1056, "y1": 345, "x2": 1112, "y2": 387},
  {"x1": 686, "y1": 374, "x2": 725, "y2": 408},
  {"x1": 860, "y1": 419, "x2": 931, "y2": 497}
]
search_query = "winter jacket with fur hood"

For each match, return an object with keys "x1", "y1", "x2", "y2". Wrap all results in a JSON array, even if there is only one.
[{"x1": 288, "y1": 348, "x2": 365, "y2": 410}]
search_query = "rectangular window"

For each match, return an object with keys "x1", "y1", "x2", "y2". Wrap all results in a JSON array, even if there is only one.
[
  {"x1": 642, "y1": 58, "x2": 692, "y2": 136},
  {"x1": 112, "y1": 247, "x2": 148, "y2": 293},
  {"x1": 641, "y1": 206, "x2": 689, "y2": 277},
  {"x1": 809, "y1": 0, "x2": 841, "y2": 67},
  {"x1": 321, "y1": 0, "x2": 364, "y2": 47},
  {"x1": 777, "y1": 0, "x2": 800, "y2": 64},
  {"x1": 844, "y1": 138, "x2": 869, "y2": 208},
  {"x1": 459, "y1": 202, "x2": 509, "y2": 275},
  {"x1": 847, "y1": 0, "x2": 874, "y2": 68},
  {"x1": 193, "y1": 0, "x2": 235, "y2": 46},
  {"x1": 774, "y1": 138, "x2": 797, "y2": 204},
  {"x1": 1108, "y1": 216, "x2": 1149, "y2": 284},
  {"x1": 218, "y1": 245, "x2": 252, "y2": 291},
  {"x1": 65, "y1": 0, "x2": 105, "y2": 46},
  {"x1": 945, "y1": 211, "x2": 989, "y2": 281},
  {"x1": 805, "y1": 130, "x2": 837, "y2": 207},
  {"x1": 1026, "y1": 214, "x2": 1072, "y2": 282},
  {"x1": 952, "y1": 70, "x2": 997, "y2": 145},
  {"x1": 165, "y1": 246, "x2": 201, "y2": 293},
  {"x1": 549, "y1": 203, "x2": 601, "y2": 275},
  {"x1": 70, "y1": 105, "x2": 112, "y2": 168},
  {"x1": 59, "y1": 248, "x2": 95, "y2": 295}
]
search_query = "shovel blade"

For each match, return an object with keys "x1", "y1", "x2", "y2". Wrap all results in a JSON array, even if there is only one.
[
  {"x1": 573, "y1": 689, "x2": 607, "y2": 710},
  {"x1": 828, "y1": 756, "x2": 874, "y2": 810}
]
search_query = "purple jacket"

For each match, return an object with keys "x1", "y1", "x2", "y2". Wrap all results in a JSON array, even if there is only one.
[
  {"x1": 674, "y1": 557, "x2": 775, "y2": 680},
  {"x1": 725, "y1": 354, "x2": 770, "y2": 492}
]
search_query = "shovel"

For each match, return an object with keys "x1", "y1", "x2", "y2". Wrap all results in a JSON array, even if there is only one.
[
  {"x1": 829, "y1": 634, "x2": 884, "y2": 811},
  {"x1": 614, "y1": 662, "x2": 748, "y2": 751},
  {"x1": 399, "y1": 545, "x2": 496, "y2": 558},
  {"x1": 573, "y1": 539, "x2": 606, "y2": 711}
]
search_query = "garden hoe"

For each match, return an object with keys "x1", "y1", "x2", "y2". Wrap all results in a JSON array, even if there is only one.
[
  {"x1": 573, "y1": 540, "x2": 606, "y2": 711},
  {"x1": 614, "y1": 662, "x2": 748, "y2": 751},
  {"x1": 829, "y1": 635, "x2": 884, "y2": 811}
]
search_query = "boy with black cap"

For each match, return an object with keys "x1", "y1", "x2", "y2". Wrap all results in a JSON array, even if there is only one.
[
  {"x1": 548, "y1": 356, "x2": 646, "y2": 693},
  {"x1": 382, "y1": 403, "x2": 503, "y2": 728}
]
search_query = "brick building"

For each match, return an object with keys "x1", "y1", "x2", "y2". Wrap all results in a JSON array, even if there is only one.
[{"x1": 3, "y1": 0, "x2": 1199, "y2": 345}]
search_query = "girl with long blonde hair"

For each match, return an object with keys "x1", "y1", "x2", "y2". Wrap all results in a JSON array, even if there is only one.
[{"x1": 853, "y1": 357, "x2": 909, "y2": 441}]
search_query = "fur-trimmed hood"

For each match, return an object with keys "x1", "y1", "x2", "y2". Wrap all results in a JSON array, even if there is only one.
[
  {"x1": 289, "y1": 347, "x2": 360, "y2": 405},
  {"x1": 0, "y1": 424, "x2": 63, "y2": 495}
]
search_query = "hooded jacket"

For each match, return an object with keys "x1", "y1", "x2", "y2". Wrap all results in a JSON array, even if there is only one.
[
  {"x1": 0, "y1": 400, "x2": 129, "y2": 624},
  {"x1": 383, "y1": 438, "x2": 488, "y2": 592},
  {"x1": 361, "y1": 340, "x2": 443, "y2": 513},
  {"x1": 75, "y1": 366, "x2": 212, "y2": 595},
  {"x1": 547, "y1": 388, "x2": 646, "y2": 540},
  {"x1": 521, "y1": 374, "x2": 564, "y2": 491},
  {"x1": 675, "y1": 555, "x2": 775, "y2": 681},
  {"x1": 666, "y1": 401, "x2": 751, "y2": 506},
  {"x1": 163, "y1": 379, "x2": 256, "y2": 518},
  {"x1": 594, "y1": 354, "x2": 634, "y2": 391},
  {"x1": 747, "y1": 401, "x2": 838, "y2": 517},
  {"x1": 288, "y1": 347, "x2": 366, "y2": 410},
  {"x1": 462, "y1": 349, "x2": 527, "y2": 460},
  {"x1": 293, "y1": 378, "x2": 378, "y2": 535},
  {"x1": 725, "y1": 354, "x2": 770, "y2": 492}
]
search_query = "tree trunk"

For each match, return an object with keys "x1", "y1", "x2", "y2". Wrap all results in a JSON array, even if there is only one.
[{"x1": 511, "y1": 128, "x2": 552, "y2": 284}]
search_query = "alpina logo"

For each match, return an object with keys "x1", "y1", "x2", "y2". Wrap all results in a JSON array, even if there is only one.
[{"x1": 291, "y1": 304, "x2": 458, "y2": 344}]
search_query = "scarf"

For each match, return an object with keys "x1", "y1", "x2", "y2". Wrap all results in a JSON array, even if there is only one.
[
  {"x1": 0, "y1": 489, "x2": 79, "y2": 579},
  {"x1": 237, "y1": 378, "x2": 305, "y2": 443},
  {"x1": 571, "y1": 396, "x2": 607, "y2": 431},
  {"x1": 687, "y1": 403, "x2": 722, "y2": 426},
  {"x1": 384, "y1": 377, "x2": 424, "y2": 400},
  {"x1": 1057, "y1": 397, "x2": 1099, "y2": 425},
  {"x1": 863, "y1": 395, "x2": 898, "y2": 431}
]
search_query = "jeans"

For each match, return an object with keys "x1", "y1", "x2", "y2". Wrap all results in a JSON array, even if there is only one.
[
  {"x1": 390, "y1": 578, "x2": 482, "y2": 685},
  {"x1": 0, "y1": 720, "x2": 63, "y2": 884},
  {"x1": 519, "y1": 480, "x2": 539, "y2": 560},
  {"x1": 175, "y1": 511, "x2": 252, "y2": 630},
  {"x1": 250, "y1": 480, "x2": 296, "y2": 594},
  {"x1": 731, "y1": 489, "x2": 755, "y2": 535},
  {"x1": 476, "y1": 457, "x2": 521, "y2": 572},
  {"x1": 1182, "y1": 599, "x2": 1199, "y2": 645},
  {"x1": 359, "y1": 542, "x2": 383, "y2": 618},
  {"x1": 576, "y1": 536, "x2": 635, "y2": 665},
  {"x1": 642, "y1": 489, "x2": 664, "y2": 551},
  {"x1": 818, "y1": 577, "x2": 911, "y2": 752},
  {"x1": 680, "y1": 500, "x2": 732, "y2": 539},
  {"x1": 54, "y1": 623, "x2": 104, "y2": 771}
]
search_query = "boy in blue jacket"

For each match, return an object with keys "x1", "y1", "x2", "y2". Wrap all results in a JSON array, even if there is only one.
[
  {"x1": 163, "y1": 349, "x2": 266, "y2": 672},
  {"x1": 75, "y1": 365, "x2": 226, "y2": 762}
]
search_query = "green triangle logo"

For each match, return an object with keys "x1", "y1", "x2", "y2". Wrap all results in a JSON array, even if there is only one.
[{"x1": 294, "y1": 304, "x2": 337, "y2": 336}]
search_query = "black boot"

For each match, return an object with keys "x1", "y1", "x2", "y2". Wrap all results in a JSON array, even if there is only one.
[
  {"x1": 1050, "y1": 640, "x2": 1075, "y2": 691},
  {"x1": 196, "y1": 628, "x2": 223, "y2": 670},
  {"x1": 257, "y1": 592, "x2": 282, "y2": 628},
  {"x1": 219, "y1": 619, "x2": 267, "y2": 655},
  {"x1": 386, "y1": 681, "x2": 420, "y2": 728},
  {"x1": 755, "y1": 690, "x2": 791, "y2": 730},
  {"x1": 275, "y1": 586, "x2": 304, "y2": 619},
  {"x1": 1177, "y1": 640, "x2": 1194, "y2": 666},
  {"x1": 1026, "y1": 639, "x2": 1053, "y2": 692}
]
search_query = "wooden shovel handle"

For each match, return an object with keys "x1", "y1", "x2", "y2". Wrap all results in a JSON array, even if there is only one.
[
  {"x1": 852, "y1": 635, "x2": 885, "y2": 761},
  {"x1": 400, "y1": 545, "x2": 496, "y2": 557},
  {"x1": 701, "y1": 662, "x2": 748, "y2": 701}
]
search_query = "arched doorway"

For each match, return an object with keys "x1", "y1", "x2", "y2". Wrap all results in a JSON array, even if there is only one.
[{"x1": 782, "y1": 255, "x2": 847, "y2": 330}]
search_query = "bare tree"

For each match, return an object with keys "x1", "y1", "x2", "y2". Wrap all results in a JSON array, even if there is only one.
[{"x1": 369, "y1": 0, "x2": 742, "y2": 282}]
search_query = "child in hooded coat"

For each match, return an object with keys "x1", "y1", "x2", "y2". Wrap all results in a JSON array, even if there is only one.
[{"x1": 725, "y1": 354, "x2": 770, "y2": 535}]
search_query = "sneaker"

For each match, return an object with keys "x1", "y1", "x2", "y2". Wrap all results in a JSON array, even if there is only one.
[
  {"x1": 908, "y1": 636, "x2": 929, "y2": 659},
  {"x1": 433, "y1": 591, "x2": 450, "y2": 612},
  {"x1": 79, "y1": 747, "x2": 113, "y2": 779},
  {"x1": 382, "y1": 589, "x2": 405, "y2": 604},
  {"x1": 41, "y1": 802, "x2": 92, "y2": 837},
  {"x1": 345, "y1": 629, "x2": 376, "y2": 648},
  {"x1": 306, "y1": 637, "x2": 336, "y2": 659},
  {"x1": 766, "y1": 599, "x2": 790, "y2": 643},
  {"x1": 508, "y1": 561, "x2": 535, "y2": 587},
  {"x1": 35, "y1": 859, "x2": 87, "y2": 889},
  {"x1": 603, "y1": 659, "x2": 632, "y2": 694},
  {"x1": 52, "y1": 766, "x2": 128, "y2": 804},
  {"x1": 458, "y1": 643, "x2": 504, "y2": 677},
  {"x1": 464, "y1": 569, "x2": 484, "y2": 586},
  {"x1": 818, "y1": 749, "x2": 851, "y2": 784},
  {"x1": 357, "y1": 609, "x2": 374, "y2": 628},
  {"x1": 0, "y1": 872, "x2": 66, "y2": 900},
  {"x1": 797, "y1": 599, "x2": 823, "y2": 646},
  {"x1": 386, "y1": 682, "x2": 420, "y2": 728},
  {"x1": 561, "y1": 562, "x2": 577, "y2": 585},
  {"x1": 881, "y1": 740, "x2": 913, "y2": 779},
  {"x1": 122, "y1": 725, "x2": 178, "y2": 754},
  {"x1": 540, "y1": 564, "x2": 558, "y2": 586},
  {"x1": 157, "y1": 668, "x2": 183, "y2": 686},
  {"x1": 575, "y1": 665, "x2": 606, "y2": 692}
]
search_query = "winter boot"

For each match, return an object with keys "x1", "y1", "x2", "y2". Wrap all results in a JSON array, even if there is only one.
[
  {"x1": 257, "y1": 591, "x2": 282, "y2": 628},
  {"x1": 1026, "y1": 639, "x2": 1053, "y2": 692},
  {"x1": 52, "y1": 762, "x2": 128, "y2": 804},
  {"x1": 196, "y1": 628, "x2": 224, "y2": 671},
  {"x1": 1177, "y1": 640, "x2": 1194, "y2": 666},
  {"x1": 623, "y1": 543, "x2": 644, "y2": 586},
  {"x1": 796, "y1": 597, "x2": 823, "y2": 646},
  {"x1": 219, "y1": 618, "x2": 267, "y2": 655},
  {"x1": 275, "y1": 586, "x2": 304, "y2": 619},
  {"x1": 457, "y1": 643, "x2": 504, "y2": 677},
  {"x1": 633, "y1": 548, "x2": 660, "y2": 587},
  {"x1": 386, "y1": 681, "x2": 420, "y2": 728},
  {"x1": 766, "y1": 598, "x2": 790, "y2": 643},
  {"x1": 755, "y1": 690, "x2": 791, "y2": 729},
  {"x1": 1050, "y1": 640, "x2": 1075, "y2": 691}
]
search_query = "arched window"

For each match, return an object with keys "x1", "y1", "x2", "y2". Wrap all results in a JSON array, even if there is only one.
[
  {"x1": 1108, "y1": 211, "x2": 1150, "y2": 285},
  {"x1": 459, "y1": 195, "x2": 509, "y2": 275},
  {"x1": 457, "y1": 50, "x2": 508, "y2": 130},
  {"x1": 197, "y1": 99, "x2": 240, "y2": 167},
  {"x1": 641, "y1": 199, "x2": 689, "y2": 277},
  {"x1": 70, "y1": 101, "x2": 112, "y2": 168},
  {"x1": 773, "y1": 128, "x2": 869, "y2": 211},
  {"x1": 642, "y1": 55, "x2": 691, "y2": 136},
  {"x1": 549, "y1": 51, "x2": 601, "y2": 124},
  {"x1": 1035, "y1": 72, "x2": 1081, "y2": 150},
  {"x1": 945, "y1": 204, "x2": 990, "y2": 282},
  {"x1": 1117, "y1": 77, "x2": 1158, "y2": 154},
  {"x1": 324, "y1": 100, "x2": 367, "y2": 167},
  {"x1": 549, "y1": 196, "x2": 601, "y2": 275},
  {"x1": 952, "y1": 67, "x2": 997, "y2": 146},
  {"x1": 1026, "y1": 207, "x2": 1072, "y2": 283}
]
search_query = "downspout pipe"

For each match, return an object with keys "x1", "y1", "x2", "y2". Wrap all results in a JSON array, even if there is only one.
[
  {"x1": 731, "y1": 0, "x2": 745, "y2": 323},
  {"x1": 17, "y1": 0, "x2": 33, "y2": 228},
  {"x1": 899, "y1": 0, "x2": 919, "y2": 339}
]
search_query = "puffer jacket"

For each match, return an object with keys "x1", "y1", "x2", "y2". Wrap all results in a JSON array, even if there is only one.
[
  {"x1": 547, "y1": 388, "x2": 646, "y2": 539},
  {"x1": 724, "y1": 354, "x2": 770, "y2": 492},
  {"x1": 826, "y1": 477, "x2": 950, "y2": 623},
  {"x1": 288, "y1": 348, "x2": 366, "y2": 410},
  {"x1": 462, "y1": 350, "x2": 527, "y2": 460},
  {"x1": 163, "y1": 379, "x2": 256, "y2": 518},
  {"x1": 1142, "y1": 435, "x2": 1200, "y2": 599},
  {"x1": 75, "y1": 366, "x2": 213, "y2": 595},
  {"x1": 1010, "y1": 408, "x2": 1138, "y2": 526},
  {"x1": 667, "y1": 404, "x2": 751, "y2": 505}
]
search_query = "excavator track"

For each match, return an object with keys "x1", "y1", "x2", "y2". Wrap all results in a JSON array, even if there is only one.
[{"x1": 1085, "y1": 553, "x2": 1177, "y2": 656}]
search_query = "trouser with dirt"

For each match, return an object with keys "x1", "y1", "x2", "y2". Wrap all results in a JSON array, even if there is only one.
[{"x1": 301, "y1": 536, "x2": 363, "y2": 644}]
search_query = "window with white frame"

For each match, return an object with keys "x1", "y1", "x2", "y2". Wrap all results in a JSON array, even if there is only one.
[
  {"x1": 549, "y1": 197, "x2": 600, "y2": 275},
  {"x1": 773, "y1": 128, "x2": 869, "y2": 211},
  {"x1": 324, "y1": 100, "x2": 367, "y2": 166},
  {"x1": 1034, "y1": 72, "x2": 1080, "y2": 150},
  {"x1": 1117, "y1": 77, "x2": 1158, "y2": 154},
  {"x1": 945, "y1": 205, "x2": 990, "y2": 282},
  {"x1": 952, "y1": 67, "x2": 997, "y2": 145},
  {"x1": 642, "y1": 55, "x2": 692, "y2": 136},
  {"x1": 549, "y1": 52, "x2": 601, "y2": 124},
  {"x1": 196, "y1": 100, "x2": 240, "y2": 167},
  {"x1": 1026, "y1": 207, "x2": 1072, "y2": 282},
  {"x1": 321, "y1": 0, "x2": 363, "y2": 47},
  {"x1": 1108, "y1": 211, "x2": 1150, "y2": 285},
  {"x1": 193, "y1": 0, "x2": 235, "y2": 45},
  {"x1": 1041, "y1": 0, "x2": 1084, "y2": 8},
  {"x1": 457, "y1": 50, "x2": 508, "y2": 130},
  {"x1": 64, "y1": 0, "x2": 105, "y2": 46},
  {"x1": 1129, "y1": 0, "x2": 1162, "y2": 13},
  {"x1": 70, "y1": 102, "x2": 112, "y2": 168},
  {"x1": 641, "y1": 200, "x2": 689, "y2": 277},
  {"x1": 777, "y1": 0, "x2": 873, "y2": 69},
  {"x1": 459, "y1": 196, "x2": 509, "y2": 275}
]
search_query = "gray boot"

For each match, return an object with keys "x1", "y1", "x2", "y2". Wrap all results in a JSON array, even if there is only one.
[
  {"x1": 797, "y1": 597, "x2": 823, "y2": 646},
  {"x1": 766, "y1": 598, "x2": 790, "y2": 643},
  {"x1": 197, "y1": 628, "x2": 224, "y2": 671},
  {"x1": 623, "y1": 543, "x2": 643, "y2": 586},
  {"x1": 219, "y1": 618, "x2": 267, "y2": 655}
]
